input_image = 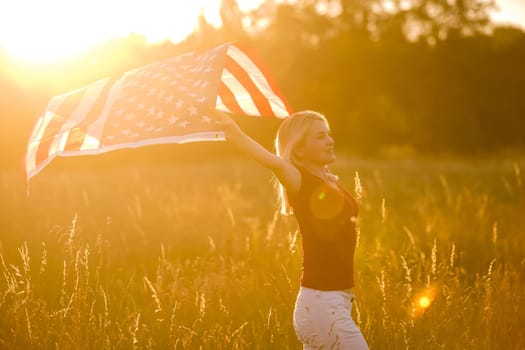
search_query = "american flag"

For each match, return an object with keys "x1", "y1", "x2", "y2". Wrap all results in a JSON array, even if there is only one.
[{"x1": 25, "y1": 41, "x2": 292, "y2": 182}]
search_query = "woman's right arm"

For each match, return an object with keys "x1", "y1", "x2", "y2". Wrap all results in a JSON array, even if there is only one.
[{"x1": 212, "y1": 111, "x2": 301, "y2": 194}]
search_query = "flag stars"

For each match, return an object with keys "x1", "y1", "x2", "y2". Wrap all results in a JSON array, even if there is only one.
[
  {"x1": 124, "y1": 113, "x2": 136, "y2": 121},
  {"x1": 147, "y1": 87, "x2": 157, "y2": 96},
  {"x1": 193, "y1": 79, "x2": 209, "y2": 88},
  {"x1": 196, "y1": 96, "x2": 207, "y2": 103},
  {"x1": 165, "y1": 95, "x2": 174, "y2": 103},
  {"x1": 175, "y1": 99, "x2": 184, "y2": 109},
  {"x1": 147, "y1": 106, "x2": 156, "y2": 116},
  {"x1": 179, "y1": 120, "x2": 190, "y2": 128},
  {"x1": 127, "y1": 96, "x2": 137, "y2": 105},
  {"x1": 156, "y1": 111, "x2": 164, "y2": 119},
  {"x1": 201, "y1": 115, "x2": 212, "y2": 124},
  {"x1": 136, "y1": 121, "x2": 146, "y2": 128},
  {"x1": 187, "y1": 105, "x2": 198, "y2": 116},
  {"x1": 168, "y1": 116, "x2": 179, "y2": 124}
]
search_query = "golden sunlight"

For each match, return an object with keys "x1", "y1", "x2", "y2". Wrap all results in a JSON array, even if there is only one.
[
  {"x1": 2, "y1": 0, "x2": 521, "y2": 63},
  {"x1": 0, "y1": 0, "x2": 262, "y2": 63}
]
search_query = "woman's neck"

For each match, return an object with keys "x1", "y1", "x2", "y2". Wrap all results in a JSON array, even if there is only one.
[
  {"x1": 300, "y1": 162, "x2": 329, "y2": 179},
  {"x1": 297, "y1": 161, "x2": 339, "y2": 187}
]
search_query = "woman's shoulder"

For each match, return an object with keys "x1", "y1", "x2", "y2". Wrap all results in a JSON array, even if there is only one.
[{"x1": 289, "y1": 166, "x2": 323, "y2": 196}]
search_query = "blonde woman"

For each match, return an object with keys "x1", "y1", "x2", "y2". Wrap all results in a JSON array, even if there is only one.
[{"x1": 213, "y1": 110, "x2": 368, "y2": 350}]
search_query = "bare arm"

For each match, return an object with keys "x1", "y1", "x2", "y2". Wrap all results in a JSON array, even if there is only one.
[{"x1": 212, "y1": 111, "x2": 301, "y2": 193}]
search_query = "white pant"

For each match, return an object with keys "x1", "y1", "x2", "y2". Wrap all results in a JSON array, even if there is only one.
[{"x1": 293, "y1": 287, "x2": 369, "y2": 350}]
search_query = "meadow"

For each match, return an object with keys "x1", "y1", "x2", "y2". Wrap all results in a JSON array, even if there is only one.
[{"x1": 0, "y1": 154, "x2": 524, "y2": 349}]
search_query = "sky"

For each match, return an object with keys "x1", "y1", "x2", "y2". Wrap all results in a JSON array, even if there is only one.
[
  {"x1": 490, "y1": 0, "x2": 525, "y2": 28},
  {"x1": 0, "y1": 0, "x2": 523, "y2": 63},
  {"x1": 0, "y1": 0, "x2": 262, "y2": 62}
]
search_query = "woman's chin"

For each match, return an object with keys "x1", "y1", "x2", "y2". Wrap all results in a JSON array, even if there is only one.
[{"x1": 326, "y1": 155, "x2": 336, "y2": 163}]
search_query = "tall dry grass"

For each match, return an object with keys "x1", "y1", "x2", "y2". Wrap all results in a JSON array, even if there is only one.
[{"x1": 0, "y1": 156, "x2": 524, "y2": 349}]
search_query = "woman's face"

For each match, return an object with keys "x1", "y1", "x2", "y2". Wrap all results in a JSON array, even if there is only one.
[{"x1": 295, "y1": 119, "x2": 336, "y2": 165}]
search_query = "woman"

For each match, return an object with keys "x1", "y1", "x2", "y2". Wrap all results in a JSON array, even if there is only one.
[{"x1": 213, "y1": 110, "x2": 368, "y2": 350}]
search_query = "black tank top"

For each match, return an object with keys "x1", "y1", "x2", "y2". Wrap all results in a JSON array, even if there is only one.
[{"x1": 287, "y1": 167, "x2": 358, "y2": 290}]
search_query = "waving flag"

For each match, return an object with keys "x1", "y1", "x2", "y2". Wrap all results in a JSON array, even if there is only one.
[{"x1": 25, "y1": 41, "x2": 292, "y2": 182}]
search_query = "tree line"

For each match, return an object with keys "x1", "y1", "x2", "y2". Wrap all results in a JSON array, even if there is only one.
[{"x1": 1, "y1": 0, "x2": 524, "y2": 169}]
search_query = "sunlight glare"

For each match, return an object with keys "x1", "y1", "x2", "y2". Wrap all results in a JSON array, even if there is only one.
[
  {"x1": 0, "y1": 0, "x2": 263, "y2": 63},
  {"x1": 418, "y1": 295, "x2": 431, "y2": 309},
  {"x1": 412, "y1": 284, "x2": 438, "y2": 317}
]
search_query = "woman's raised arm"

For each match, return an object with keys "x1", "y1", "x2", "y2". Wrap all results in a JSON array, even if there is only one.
[{"x1": 212, "y1": 111, "x2": 301, "y2": 194}]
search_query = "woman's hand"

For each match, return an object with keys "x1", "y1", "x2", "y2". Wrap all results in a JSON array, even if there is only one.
[
  {"x1": 207, "y1": 109, "x2": 301, "y2": 193},
  {"x1": 209, "y1": 109, "x2": 244, "y2": 142}
]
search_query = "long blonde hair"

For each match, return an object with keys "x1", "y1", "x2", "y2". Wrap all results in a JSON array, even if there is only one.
[{"x1": 274, "y1": 110, "x2": 330, "y2": 215}]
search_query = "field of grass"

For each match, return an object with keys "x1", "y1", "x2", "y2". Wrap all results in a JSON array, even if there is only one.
[{"x1": 1, "y1": 155, "x2": 524, "y2": 349}]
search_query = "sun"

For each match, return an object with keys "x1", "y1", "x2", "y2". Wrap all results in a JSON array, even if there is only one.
[
  {"x1": 0, "y1": 0, "x2": 199, "y2": 62},
  {"x1": 1, "y1": 1, "x2": 100, "y2": 62}
]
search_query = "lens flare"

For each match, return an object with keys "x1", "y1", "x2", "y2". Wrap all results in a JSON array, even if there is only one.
[
  {"x1": 418, "y1": 295, "x2": 431, "y2": 308},
  {"x1": 412, "y1": 284, "x2": 438, "y2": 317}
]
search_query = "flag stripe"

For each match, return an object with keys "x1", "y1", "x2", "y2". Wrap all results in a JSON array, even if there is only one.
[
  {"x1": 25, "y1": 95, "x2": 65, "y2": 173},
  {"x1": 34, "y1": 89, "x2": 86, "y2": 167},
  {"x1": 34, "y1": 114, "x2": 66, "y2": 170},
  {"x1": 26, "y1": 114, "x2": 53, "y2": 174},
  {"x1": 220, "y1": 70, "x2": 260, "y2": 116},
  {"x1": 223, "y1": 55, "x2": 274, "y2": 116},
  {"x1": 64, "y1": 128, "x2": 86, "y2": 151},
  {"x1": 215, "y1": 95, "x2": 232, "y2": 114},
  {"x1": 227, "y1": 45, "x2": 289, "y2": 117},
  {"x1": 232, "y1": 42, "x2": 293, "y2": 116},
  {"x1": 218, "y1": 81, "x2": 245, "y2": 114},
  {"x1": 47, "y1": 78, "x2": 111, "y2": 156},
  {"x1": 62, "y1": 77, "x2": 113, "y2": 152},
  {"x1": 82, "y1": 77, "x2": 126, "y2": 150}
]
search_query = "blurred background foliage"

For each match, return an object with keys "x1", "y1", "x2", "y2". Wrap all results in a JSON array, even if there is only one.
[{"x1": 1, "y1": 0, "x2": 524, "y2": 171}]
